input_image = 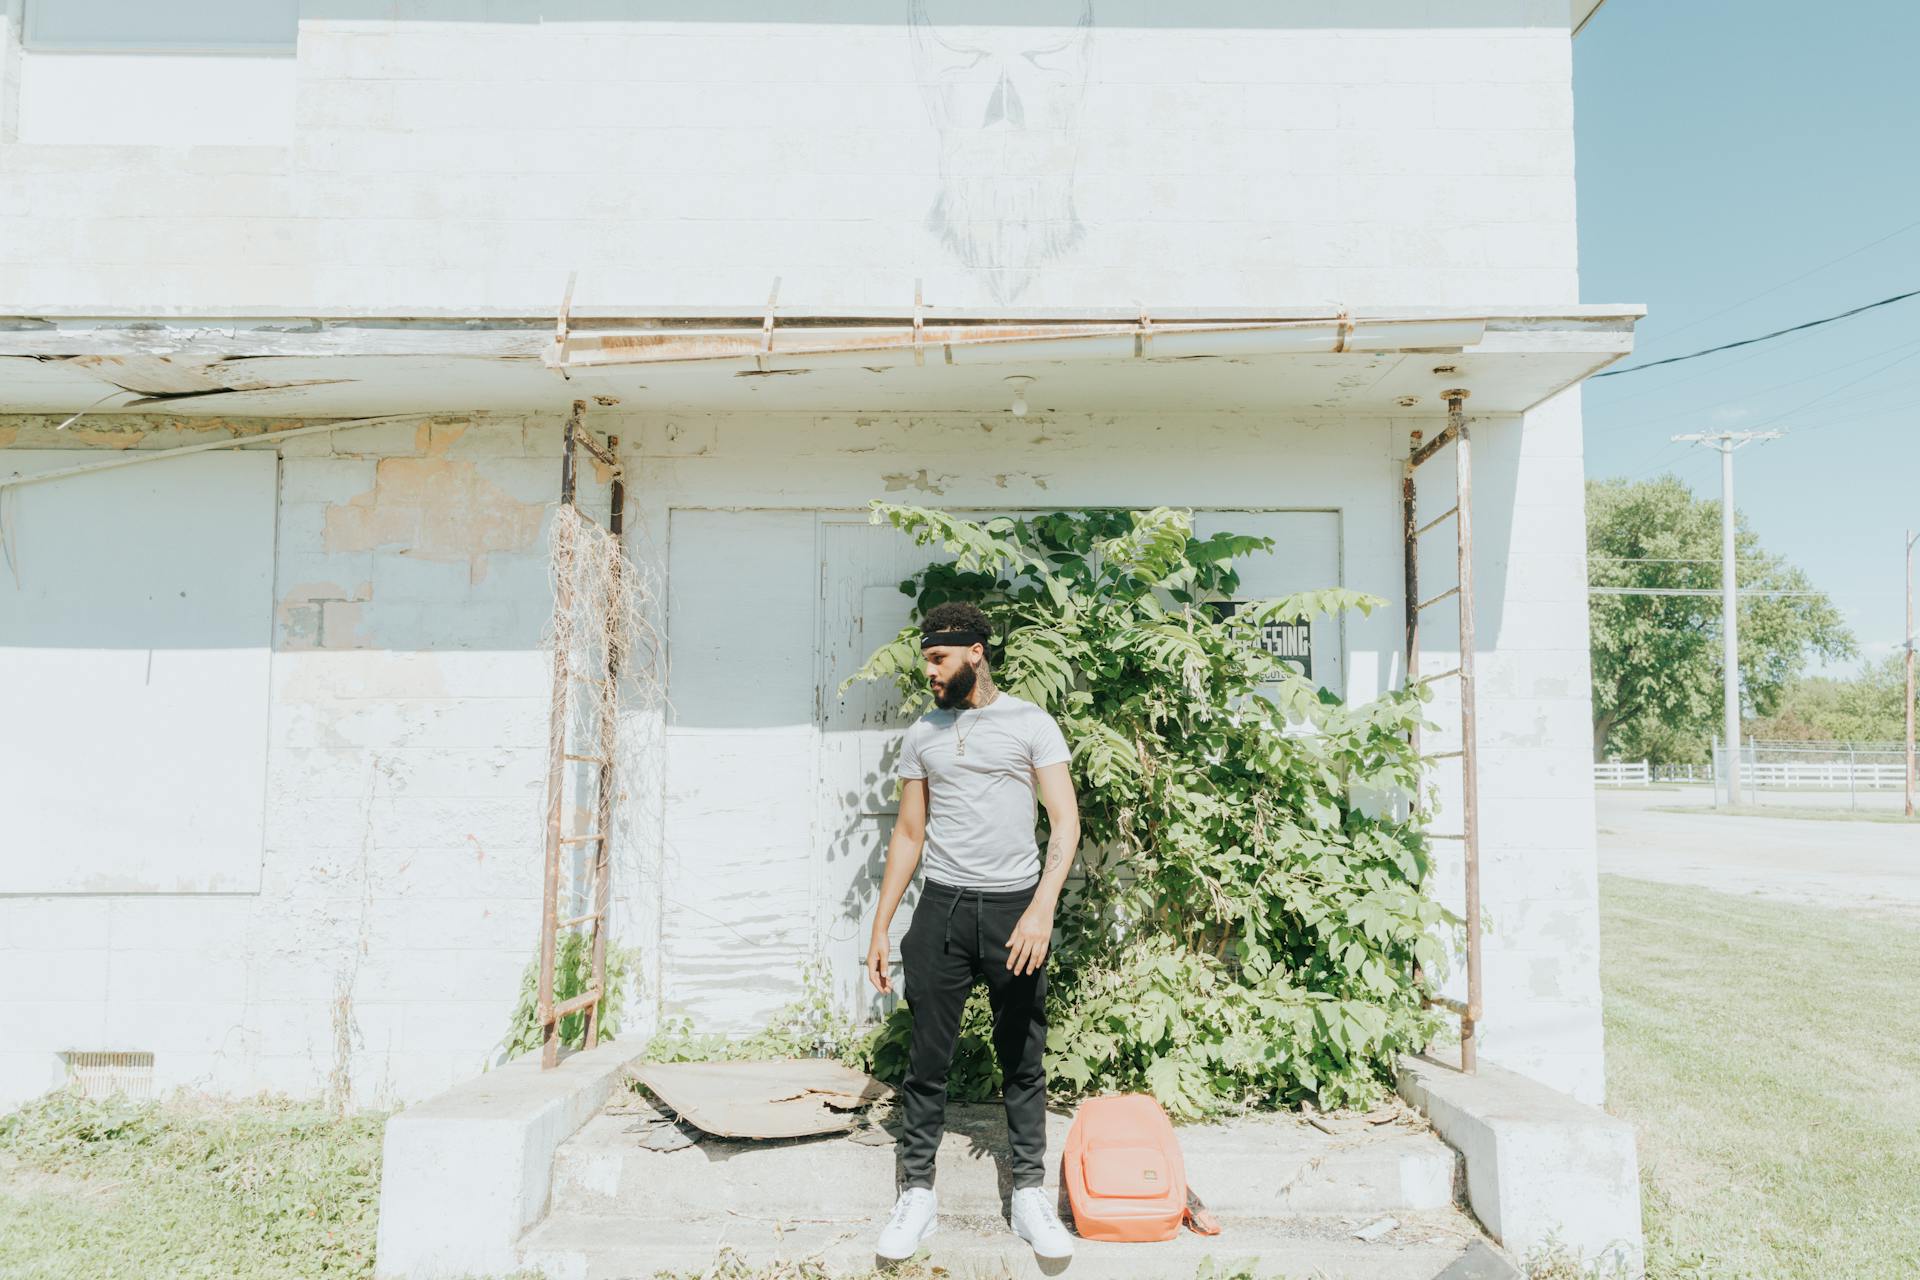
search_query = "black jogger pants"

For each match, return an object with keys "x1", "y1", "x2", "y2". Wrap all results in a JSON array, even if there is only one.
[{"x1": 898, "y1": 877, "x2": 1049, "y2": 1192}]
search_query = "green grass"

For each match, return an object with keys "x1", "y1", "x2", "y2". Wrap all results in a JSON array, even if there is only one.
[
  {"x1": 1648, "y1": 804, "x2": 1920, "y2": 824},
  {"x1": 1599, "y1": 874, "x2": 1920, "y2": 1278},
  {"x1": 9, "y1": 878, "x2": 1913, "y2": 1280},
  {"x1": 0, "y1": 1092, "x2": 394, "y2": 1280}
]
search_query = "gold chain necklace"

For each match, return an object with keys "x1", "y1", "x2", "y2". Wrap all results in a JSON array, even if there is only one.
[{"x1": 953, "y1": 689, "x2": 1000, "y2": 757}]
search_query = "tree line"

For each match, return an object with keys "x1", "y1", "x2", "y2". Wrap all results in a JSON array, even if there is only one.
[{"x1": 1587, "y1": 476, "x2": 1911, "y2": 763}]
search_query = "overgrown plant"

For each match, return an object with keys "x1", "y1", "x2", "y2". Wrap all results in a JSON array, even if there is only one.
[
  {"x1": 498, "y1": 933, "x2": 640, "y2": 1062},
  {"x1": 842, "y1": 504, "x2": 1454, "y2": 1115},
  {"x1": 642, "y1": 957, "x2": 869, "y2": 1066}
]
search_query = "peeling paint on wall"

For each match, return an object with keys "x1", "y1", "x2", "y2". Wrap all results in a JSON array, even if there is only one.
[
  {"x1": 0, "y1": 414, "x2": 293, "y2": 453},
  {"x1": 63, "y1": 424, "x2": 149, "y2": 450},
  {"x1": 277, "y1": 580, "x2": 375, "y2": 651},
  {"x1": 991, "y1": 472, "x2": 1051, "y2": 490},
  {"x1": 324, "y1": 454, "x2": 544, "y2": 581},
  {"x1": 416, "y1": 421, "x2": 461, "y2": 454},
  {"x1": 880, "y1": 468, "x2": 955, "y2": 494}
]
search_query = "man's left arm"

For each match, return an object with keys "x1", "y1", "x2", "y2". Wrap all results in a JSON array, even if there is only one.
[{"x1": 1006, "y1": 761, "x2": 1078, "y2": 975}]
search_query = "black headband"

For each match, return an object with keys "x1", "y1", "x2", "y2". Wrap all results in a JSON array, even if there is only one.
[{"x1": 919, "y1": 629, "x2": 989, "y2": 650}]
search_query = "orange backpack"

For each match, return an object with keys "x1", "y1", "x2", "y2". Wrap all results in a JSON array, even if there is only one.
[{"x1": 1062, "y1": 1093, "x2": 1222, "y2": 1243}]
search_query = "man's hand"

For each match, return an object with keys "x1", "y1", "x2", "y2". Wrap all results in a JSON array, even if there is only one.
[
  {"x1": 1005, "y1": 904, "x2": 1054, "y2": 976},
  {"x1": 866, "y1": 934, "x2": 893, "y2": 994}
]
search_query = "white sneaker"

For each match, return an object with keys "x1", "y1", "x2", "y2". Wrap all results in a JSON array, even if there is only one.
[
  {"x1": 1010, "y1": 1186, "x2": 1075, "y2": 1259},
  {"x1": 876, "y1": 1187, "x2": 938, "y2": 1261}
]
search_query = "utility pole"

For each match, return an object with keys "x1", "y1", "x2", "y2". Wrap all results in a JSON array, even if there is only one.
[
  {"x1": 1906, "y1": 529, "x2": 1916, "y2": 819},
  {"x1": 1673, "y1": 430, "x2": 1783, "y2": 807}
]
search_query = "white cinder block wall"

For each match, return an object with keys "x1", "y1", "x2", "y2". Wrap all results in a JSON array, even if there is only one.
[
  {"x1": 0, "y1": 0, "x2": 1611, "y2": 1108},
  {"x1": 1, "y1": 2, "x2": 1577, "y2": 311},
  {"x1": 1, "y1": 415, "x2": 594, "y2": 1110},
  {"x1": 0, "y1": 401, "x2": 1605, "y2": 1109}
]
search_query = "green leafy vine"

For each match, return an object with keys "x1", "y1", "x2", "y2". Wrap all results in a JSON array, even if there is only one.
[{"x1": 842, "y1": 504, "x2": 1455, "y2": 1115}]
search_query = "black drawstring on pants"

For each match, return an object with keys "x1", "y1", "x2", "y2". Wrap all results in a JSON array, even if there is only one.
[
  {"x1": 940, "y1": 887, "x2": 986, "y2": 956},
  {"x1": 926, "y1": 877, "x2": 1034, "y2": 955}
]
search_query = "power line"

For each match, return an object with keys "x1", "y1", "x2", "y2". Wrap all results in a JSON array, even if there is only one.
[
  {"x1": 1594, "y1": 287, "x2": 1920, "y2": 379},
  {"x1": 1598, "y1": 337, "x2": 1920, "y2": 480},
  {"x1": 1595, "y1": 333, "x2": 1920, "y2": 434},
  {"x1": 1751, "y1": 343, "x2": 1920, "y2": 433},
  {"x1": 1591, "y1": 319, "x2": 1828, "y2": 408},
  {"x1": 1634, "y1": 215, "x2": 1920, "y2": 352}
]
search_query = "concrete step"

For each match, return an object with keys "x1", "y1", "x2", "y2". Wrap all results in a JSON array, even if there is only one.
[
  {"x1": 553, "y1": 1102, "x2": 1460, "y2": 1220},
  {"x1": 518, "y1": 1208, "x2": 1495, "y2": 1280}
]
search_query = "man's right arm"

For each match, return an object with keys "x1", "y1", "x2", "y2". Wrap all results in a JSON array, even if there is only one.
[{"x1": 866, "y1": 776, "x2": 928, "y2": 994}]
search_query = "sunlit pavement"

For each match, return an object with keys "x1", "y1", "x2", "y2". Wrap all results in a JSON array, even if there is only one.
[{"x1": 1596, "y1": 786, "x2": 1920, "y2": 917}]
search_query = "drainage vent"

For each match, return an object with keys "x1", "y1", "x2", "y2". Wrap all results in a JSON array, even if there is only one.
[{"x1": 63, "y1": 1051, "x2": 155, "y2": 1101}]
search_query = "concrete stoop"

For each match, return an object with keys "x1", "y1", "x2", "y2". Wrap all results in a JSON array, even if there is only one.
[
  {"x1": 518, "y1": 1209, "x2": 1491, "y2": 1280},
  {"x1": 513, "y1": 1100, "x2": 1504, "y2": 1279},
  {"x1": 372, "y1": 1046, "x2": 1635, "y2": 1280}
]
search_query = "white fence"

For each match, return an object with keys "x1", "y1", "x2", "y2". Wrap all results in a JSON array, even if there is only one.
[
  {"x1": 1739, "y1": 760, "x2": 1907, "y2": 788},
  {"x1": 1710, "y1": 740, "x2": 1911, "y2": 809},
  {"x1": 1594, "y1": 747, "x2": 1911, "y2": 802}
]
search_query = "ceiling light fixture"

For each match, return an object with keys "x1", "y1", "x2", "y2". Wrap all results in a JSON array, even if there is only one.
[{"x1": 1005, "y1": 375, "x2": 1036, "y2": 417}]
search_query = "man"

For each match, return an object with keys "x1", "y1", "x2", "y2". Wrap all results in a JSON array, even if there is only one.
[{"x1": 866, "y1": 601, "x2": 1080, "y2": 1262}]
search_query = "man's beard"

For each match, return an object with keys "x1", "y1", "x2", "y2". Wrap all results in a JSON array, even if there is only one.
[{"x1": 933, "y1": 663, "x2": 979, "y2": 710}]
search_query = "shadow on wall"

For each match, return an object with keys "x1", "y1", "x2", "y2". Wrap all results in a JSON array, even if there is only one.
[
  {"x1": 0, "y1": 416, "x2": 609, "y2": 655},
  {"x1": 1404, "y1": 414, "x2": 1524, "y2": 662},
  {"x1": 0, "y1": 414, "x2": 614, "y2": 895}
]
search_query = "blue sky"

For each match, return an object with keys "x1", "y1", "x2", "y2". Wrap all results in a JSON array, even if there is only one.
[{"x1": 1575, "y1": 0, "x2": 1920, "y2": 672}]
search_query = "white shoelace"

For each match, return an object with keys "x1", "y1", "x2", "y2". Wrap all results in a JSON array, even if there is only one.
[
  {"x1": 1018, "y1": 1190, "x2": 1062, "y2": 1225},
  {"x1": 891, "y1": 1191, "x2": 928, "y2": 1226}
]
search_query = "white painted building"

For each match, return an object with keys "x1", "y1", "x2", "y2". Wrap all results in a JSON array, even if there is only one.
[{"x1": 0, "y1": 0, "x2": 1632, "y2": 1113}]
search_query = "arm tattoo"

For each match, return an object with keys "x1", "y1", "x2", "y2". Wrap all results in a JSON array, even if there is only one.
[{"x1": 1043, "y1": 825, "x2": 1075, "y2": 879}]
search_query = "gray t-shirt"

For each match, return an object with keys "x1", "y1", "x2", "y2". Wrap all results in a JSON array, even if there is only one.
[{"x1": 897, "y1": 693, "x2": 1072, "y2": 891}]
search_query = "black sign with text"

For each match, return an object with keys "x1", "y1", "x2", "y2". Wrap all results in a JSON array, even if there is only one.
[{"x1": 1203, "y1": 601, "x2": 1312, "y2": 680}]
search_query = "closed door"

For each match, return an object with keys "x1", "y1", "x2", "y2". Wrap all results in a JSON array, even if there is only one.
[{"x1": 662, "y1": 509, "x2": 820, "y2": 1030}]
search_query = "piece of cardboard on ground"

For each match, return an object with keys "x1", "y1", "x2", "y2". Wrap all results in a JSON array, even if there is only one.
[{"x1": 632, "y1": 1059, "x2": 892, "y2": 1138}]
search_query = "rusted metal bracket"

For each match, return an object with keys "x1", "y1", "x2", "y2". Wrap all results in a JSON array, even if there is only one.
[{"x1": 569, "y1": 421, "x2": 618, "y2": 471}]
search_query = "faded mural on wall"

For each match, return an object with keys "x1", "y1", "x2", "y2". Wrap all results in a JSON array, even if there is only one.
[{"x1": 909, "y1": 0, "x2": 1095, "y2": 302}]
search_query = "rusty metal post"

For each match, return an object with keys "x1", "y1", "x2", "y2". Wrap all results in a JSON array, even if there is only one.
[
  {"x1": 1446, "y1": 391, "x2": 1482, "y2": 1074},
  {"x1": 1404, "y1": 433, "x2": 1422, "y2": 710},
  {"x1": 538, "y1": 401, "x2": 587, "y2": 1068},
  {"x1": 1403, "y1": 432, "x2": 1425, "y2": 997},
  {"x1": 585, "y1": 436, "x2": 623, "y2": 1050},
  {"x1": 560, "y1": 405, "x2": 580, "y2": 506}
]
